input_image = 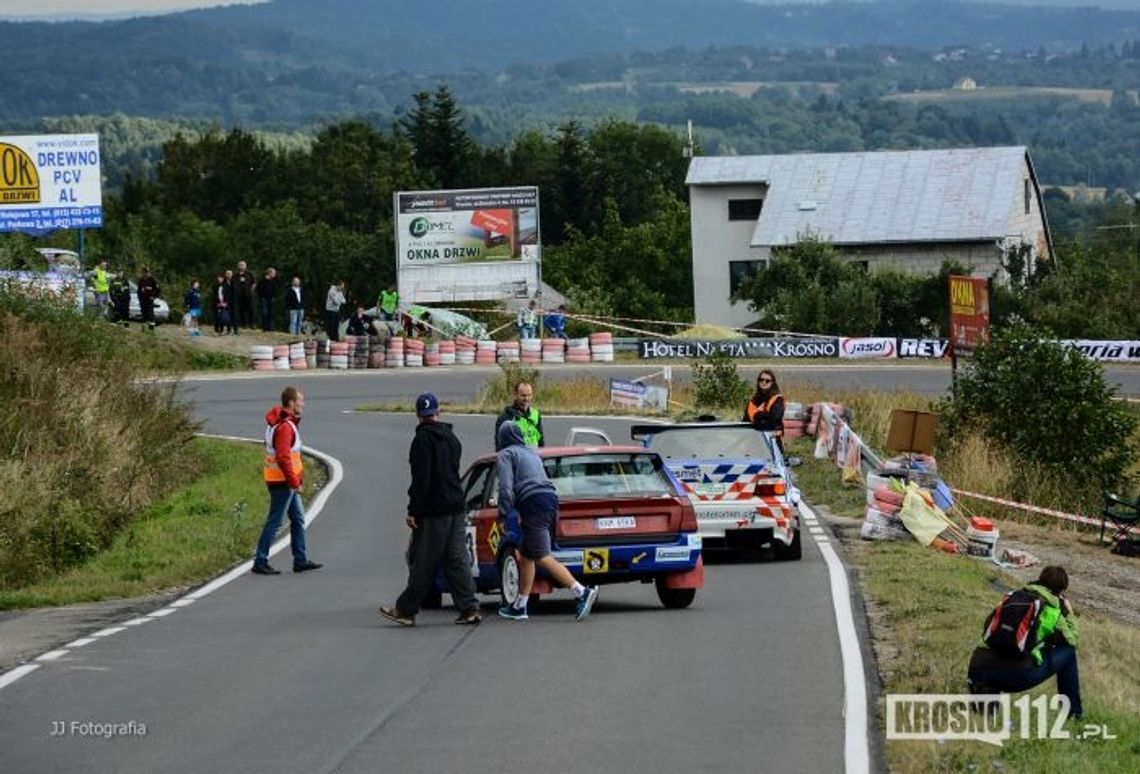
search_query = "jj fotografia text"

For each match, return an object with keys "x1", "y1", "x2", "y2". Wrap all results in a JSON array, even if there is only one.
[{"x1": 51, "y1": 720, "x2": 147, "y2": 739}]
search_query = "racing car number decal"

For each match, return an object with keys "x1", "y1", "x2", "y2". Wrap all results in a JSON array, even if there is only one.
[{"x1": 583, "y1": 548, "x2": 609, "y2": 574}]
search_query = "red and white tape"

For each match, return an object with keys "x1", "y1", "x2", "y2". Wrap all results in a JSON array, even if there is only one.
[{"x1": 950, "y1": 488, "x2": 1102, "y2": 528}]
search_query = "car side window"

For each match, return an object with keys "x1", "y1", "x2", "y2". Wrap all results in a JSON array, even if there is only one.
[{"x1": 464, "y1": 464, "x2": 492, "y2": 511}]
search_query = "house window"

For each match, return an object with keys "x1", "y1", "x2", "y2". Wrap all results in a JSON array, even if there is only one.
[
  {"x1": 728, "y1": 198, "x2": 764, "y2": 221},
  {"x1": 729, "y1": 260, "x2": 765, "y2": 296},
  {"x1": 1024, "y1": 179, "x2": 1031, "y2": 215}
]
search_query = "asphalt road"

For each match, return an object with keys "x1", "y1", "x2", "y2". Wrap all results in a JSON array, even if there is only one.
[{"x1": 0, "y1": 370, "x2": 854, "y2": 773}]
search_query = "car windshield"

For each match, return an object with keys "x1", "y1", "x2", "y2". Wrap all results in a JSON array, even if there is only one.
[
  {"x1": 543, "y1": 453, "x2": 674, "y2": 498},
  {"x1": 647, "y1": 426, "x2": 774, "y2": 462}
]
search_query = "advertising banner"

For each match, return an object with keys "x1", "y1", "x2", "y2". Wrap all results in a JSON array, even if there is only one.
[
  {"x1": 0, "y1": 134, "x2": 103, "y2": 232},
  {"x1": 839, "y1": 337, "x2": 897, "y2": 359},
  {"x1": 948, "y1": 275, "x2": 990, "y2": 355},
  {"x1": 396, "y1": 187, "x2": 539, "y2": 266},
  {"x1": 638, "y1": 338, "x2": 839, "y2": 360},
  {"x1": 609, "y1": 379, "x2": 669, "y2": 410},
  {"x1": 898, "y1": 339, "x2": 950, "y2": 359},
  {"x1": 1058, "y1": 340, "x2": 1140, "y2": 363}
]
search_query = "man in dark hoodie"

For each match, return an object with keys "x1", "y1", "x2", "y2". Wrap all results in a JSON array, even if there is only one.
[
  {"x1": 494, "y1": 381, "x2": 545, "y2": 450},
  {"x1": 379, "y1": 393, "x2": 481, "y2": 626},
  {"x1": 496, "y1": 422, "x2": 598, "y2": 622},
  {"x1": 252, "y1": 387, "x2": 323, "y2": 575}
]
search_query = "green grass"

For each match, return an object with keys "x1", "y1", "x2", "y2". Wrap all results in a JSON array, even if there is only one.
[
  {"x1": 0, "y1": 437, "x2": 323, "y2": 609},
  {"x1": 790, "y1": 438, "x2": 1140, "y2": 773}
]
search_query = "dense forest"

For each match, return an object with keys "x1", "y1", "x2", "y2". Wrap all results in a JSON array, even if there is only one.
[{"x1": 3, "y1": 86, "x2": 1136, "y2": 340}]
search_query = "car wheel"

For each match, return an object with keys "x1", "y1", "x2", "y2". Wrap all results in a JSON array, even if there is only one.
[
  {"x1": 773, "y1": 528, "x2": 802, "y2": 560},
  {"x1": 655, "y1": 578, "x2": 696, "y2": 609},
  {"x1": 498, "y1": 546, "x2": 521, "y2": 608},
  {"x1": 421, "y1": 588, "x2": 443, "y2": 610}
]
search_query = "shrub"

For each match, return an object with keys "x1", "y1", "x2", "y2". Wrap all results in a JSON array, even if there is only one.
[
  {"x1": 0, "y1": 288, "x2": 200, "y2": 587},
  {"x1": 939, "y1": 323, "x2": 1138, "y2": 499},
  {"x1": 692, "y1": 350, "x2": 750, "y2": 411}
]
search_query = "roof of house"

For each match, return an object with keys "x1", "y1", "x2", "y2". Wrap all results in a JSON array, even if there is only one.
[{"x1": 686, "y1": 146, "x2": 1034, "y2": 247}]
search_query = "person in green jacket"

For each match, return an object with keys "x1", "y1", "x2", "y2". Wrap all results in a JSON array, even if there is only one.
[
  {"x1": 967, "y1": 566, "x2": 1082, "y2": 719},
  {"x1": 379, "y1": 286, "x2": 399, "y2": 321}
]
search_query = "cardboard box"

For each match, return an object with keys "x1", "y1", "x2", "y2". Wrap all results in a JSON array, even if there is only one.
[{"x1": 886, "y1": 409, "x2": 938, "y2": 455}]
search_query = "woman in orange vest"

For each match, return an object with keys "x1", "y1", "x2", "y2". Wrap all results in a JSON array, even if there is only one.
[
  {"x1": 743, "y1": 369, "x2": 786, "y2": 455},
  {"x1": 252, "y1": 386, "x2": 322, "y2": 575}
]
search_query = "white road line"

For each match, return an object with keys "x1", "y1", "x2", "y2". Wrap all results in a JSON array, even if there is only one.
[
  {"x1": 0, "y1": 665, "x2": 40, "y2": 690},
  {"x1": 809, "y1": 527, "x2": 826, "y2": 534},
  {"x1": 91, "y1": 627, "x2": 127, "y2": 637},
  {"x1": 170, "y1": 599, "x2": 195, "y2": 607},
  {"x1": 147, "y1": 608, "x2": 177, "y2": 618},
  {"x1": 122, "y1": 617, "x2": 153, "y2": 627},
  {"x1": 801, "y1": 501, "x2": 870, "y2": 774},
  {"x1": 65, "y1": 638, "x2": 96, "y2": 648},
  {"x1": 36, "y1": 650, "x2": 69, "y2": 662}
]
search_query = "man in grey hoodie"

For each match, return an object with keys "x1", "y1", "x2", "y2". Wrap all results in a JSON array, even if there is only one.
[{"x1": 496, "y1": 422, "x2": 598, "y2": 621}]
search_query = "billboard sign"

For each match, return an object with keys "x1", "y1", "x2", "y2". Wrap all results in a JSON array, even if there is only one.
[
  {"x1": 396, "y1": 187, "x2": 539, "y2": 266},
  {"x1": 839, "y1": 337, "x2": 897, "y2": 359},
  {"x1": 0, "y1": 134, "x2": 103, "y2": 232},
  {"x1": 948, "y1": 275, "x2": 990, "y2": 355},
  {"x1": 395, "y1": 187, "x2": 540, "y2": 303}
]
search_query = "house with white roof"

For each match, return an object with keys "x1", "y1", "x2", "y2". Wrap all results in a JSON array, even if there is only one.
[{"x1": 686, "y1": 146, "x2": 1053, "y2": 328}]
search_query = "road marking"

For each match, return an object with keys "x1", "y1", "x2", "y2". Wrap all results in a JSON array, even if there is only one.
[
  {"x1": 170, "y1": 599, "x2": 196, "y2": 607},
  {"x1": 0, "y1": 665, "x2": 39, "y2": 690},
  {"x1": 801, "y1": 502, "x2": 869, "y2": 774},
  {"x1": 809, "y1": 527, "x2": 826, "y2": 534},
  {"x1": 91, "y1": 626, "x2": 127, "y2": 637},
  {"x1": 147, "y1": 608, "x2": 177, "y2": 618},
  {"x1": 122, "y1": 617, "x2": 153, "y2": 627},
  {"x1": 65, "y1": 638, "x2": 96, "y2": 648},
  {"x1": 36, "y1": 650, "x2": 69, "y2": 662}
]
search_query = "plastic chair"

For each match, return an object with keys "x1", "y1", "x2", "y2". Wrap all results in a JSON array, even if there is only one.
[{"x1": 1101, "y1": 492, "x2": 1140, "y2": 546}]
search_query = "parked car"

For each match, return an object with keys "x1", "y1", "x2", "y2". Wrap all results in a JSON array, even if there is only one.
[
  {"x1": 426, "y1": 445, "x2": 704, "y2": 610},
  {"x1": 632, "y1": 422, "x2": 802, "y2": 559},
  {"x1": 84, "y1": 278, "x2": 170, "y2": 324}
]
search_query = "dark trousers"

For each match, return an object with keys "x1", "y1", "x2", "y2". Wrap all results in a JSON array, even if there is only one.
[
  {"x1": 396, "y1": 512, "x2": 477, "y2": 616},
  {"x1": 325, "y1": 310, "x2": 340, "y2": 341},
  {"x1": 260, "y1": 298, "x2": 274, "y2": 331},
  {"x1": 968, "y1": 644, "x2": 1083, "y2": 718},
  {"x1": 140, "y1": 298, "x2": 154, "y2": 324},
  {"x1": 237, "y1": 295, "x2": 254, "y2": 327}
]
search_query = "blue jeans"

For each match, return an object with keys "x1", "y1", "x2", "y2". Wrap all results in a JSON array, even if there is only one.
[
  {"x1": 254, "y1": 487, "x2": 308, "y2": 567},
  {"x1": 289, "y1": 309, "x2": 303, "y2": 335},
  {"x1": 520, "y1": 325, "x2": 536, "y2": 339},
  {"x1": 968, "y1": 644, "x2": 1082, "y2": 718}
]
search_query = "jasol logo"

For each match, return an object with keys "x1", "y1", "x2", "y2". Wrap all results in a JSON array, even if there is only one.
[
  {"x1": 0, "y1": 143, "x2": 40, "y2": 204},
  {"x1": 842, "y1": 338, "x2": 896, "y2": 356}
]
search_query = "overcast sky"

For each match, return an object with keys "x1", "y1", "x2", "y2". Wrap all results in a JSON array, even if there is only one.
[{"x1": 0, "y1": 1, "x2": 266, "y2": 20}]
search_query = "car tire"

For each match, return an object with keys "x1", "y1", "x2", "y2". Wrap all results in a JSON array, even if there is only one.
[
  {"x1": 655, "y1": 578, "x2": 696, "y2": 609},
  {"x1": 498, "y1": 546, "x2": 521, "y2": 608},
  {"x1": 421, "y1": 588, "x2": 443, "y2": 610},
  {"x1": 773, "y1": 528, "x2": 802, "y2": 560}
]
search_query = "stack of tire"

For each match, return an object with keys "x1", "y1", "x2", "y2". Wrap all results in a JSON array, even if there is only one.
[
  {"x1": 782, "y1": 402, "x2": 806, "y2": 438},
  {"x1": 541, "y1": 338, "x2": 566, "y2": 364},
  {"x1": 519, "y1": 339, "x2": 541, "y2": 364},
  {"x1": 273, "y1": 344, "x2": 290, "y2": 370},
  {"x1": 352, "y1": 336, "x2": 370, "y2": 370},
  {"x1": 405, "y1": 338, "x2": 424, "y2": 367},
  {"x1": 496, "y1": 340, "x2": 520, "y2": 364},
  {"x1": 315, "y1": 340, "x2": 331, "y2": 369},
  {"x1": 589, "y1": 332, "x2": 614, "y2": 362},
  {"x1": 304, "y1": 340, "x2": 318, "y2": 370},
  {"x1": 329, "y1": 340, "x2": 349, "y2": 370},
  {"x1": 424, "y1": 342, "x2": 441, "y2": 367},
  {"x1": 250, "y1": 345, "x2": 274, "y2": 371},
  {"x1": 476, "y1": 340, "x2": 497, "y2": 365},
  {"x1": 861, "y1": 474, "x2": 911, "y2": 541},
  {"x1": 455, "y1": 337, "x2": 476, "y2": 365},
  {"x1": 289, "y1": 341, "x2": 307, "y2": 370},
  {"x1": 566, "y1": 337, "x2": 591, "y2": 363},
  {"x1": 367, "y1": 336, "x2": 384, "y2": 368},
  {"x1": 385, "y1": 337, "x2": 405, "y2": 368},
  {"x1": 438, "y1": 340, "x2": 456, "y2": 366}
]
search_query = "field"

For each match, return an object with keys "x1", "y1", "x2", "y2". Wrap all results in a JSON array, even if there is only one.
[{"x1": 885, "y1": 86, "x2": 1140, "y2": 106}]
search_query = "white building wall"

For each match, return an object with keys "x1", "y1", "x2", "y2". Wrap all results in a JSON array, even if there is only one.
[
  {"x1": 690, "y1": 184, "x2": 770, "y2": 329},
  {"x1": 1003, "y1": 156, "x2": 1052, "y2": 270}
]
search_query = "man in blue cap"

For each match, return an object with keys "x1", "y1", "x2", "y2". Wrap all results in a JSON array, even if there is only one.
[{"x1": 379, "y1": 393, "x2": 482, "y2": 626}]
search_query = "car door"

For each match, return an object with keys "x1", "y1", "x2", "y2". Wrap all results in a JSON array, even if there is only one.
[{"x1": 462, "y1": 463, "x2": 496, "y2": 571}]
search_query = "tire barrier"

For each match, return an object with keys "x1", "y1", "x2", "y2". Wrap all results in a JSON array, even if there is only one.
[{"x1": 249, "y1": 334, "x2": 624, "y2": 370}]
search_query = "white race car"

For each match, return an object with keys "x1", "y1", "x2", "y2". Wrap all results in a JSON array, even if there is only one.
[{"x1": 632, "y1": 422, "x2": 801, "y2": 559}]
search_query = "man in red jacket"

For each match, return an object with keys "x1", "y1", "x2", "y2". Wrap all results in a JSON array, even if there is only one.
[{"x1": 252, "y1": 386, "x2": 323, "y2": 574}]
